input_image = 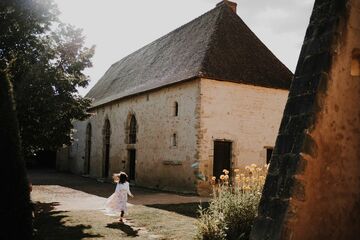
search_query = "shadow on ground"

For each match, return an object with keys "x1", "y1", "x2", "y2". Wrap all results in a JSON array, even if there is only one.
[
  {"x1": 106, "y1": 222, "x2": 139, "y2": 237},
  {"x1": 29, "y1": 169, "x2": 114, "y2": 198},
  {"x1": 145, "y1": 202, "x2": 210, "y2": 218},
  {"x1": 29, "y1": 169, "x2": 163, "y2": 199},
  {"x1": 33, "y1": 202, "x2": 102, "y2": 240}
]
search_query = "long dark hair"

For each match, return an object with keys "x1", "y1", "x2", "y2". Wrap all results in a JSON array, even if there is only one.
[{"x1": 119, "y1": 172, "x2": 128, "y2": 184}]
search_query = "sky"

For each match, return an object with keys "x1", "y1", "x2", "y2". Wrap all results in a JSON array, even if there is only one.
[{"x1": 53, "y1": 0, "x2": 315, "y2": 96}]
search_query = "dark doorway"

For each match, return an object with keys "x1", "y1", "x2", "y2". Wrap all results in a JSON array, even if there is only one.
[
  {"x1": 84, "y1": 123, "x2": 92, "y2": 174},
  {"x1": 213, "y1": 141, "x2": 232, "y2": 178},
  {"x1": 129, "y1": 149, "x2": 136, "y2": 181},
  {"x1": 103, "y1": 119, "x2": 111, "y2": 178}
]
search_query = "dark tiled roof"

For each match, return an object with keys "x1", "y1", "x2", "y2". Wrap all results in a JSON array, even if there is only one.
[{"x1": 87, "y1": 3, "x2": 293, "y2": 108}]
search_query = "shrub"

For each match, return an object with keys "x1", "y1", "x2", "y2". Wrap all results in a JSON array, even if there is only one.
[{"x1": 196, "y1": 164, "x2": 268, "y2": 240}]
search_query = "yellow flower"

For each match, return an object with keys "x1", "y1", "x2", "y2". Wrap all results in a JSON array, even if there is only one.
[
  {"x1": 224, "y1": 175, "x2": 229, "y2": 180},
  {"x1": 211, "y1": 176, "x2": 216, "y2": 181},
  {"x1": 222, "y1": 169, "x2": 229, "y2": 175},
  {"x1": 251, "y1": 163, "x2": 257, "y2": 168},
  {"x1": 234, "y1": 168, "x2": 240, "y2": 173},
  {"x1": 220, "y1": 175, "x2": 225, "y2": 180},
  {"x1": 256, "y1": 167, "x2": 262, "y2": 172},
  {"x1": 243, "y1": 185, "x2": 251, "y2": 191}
]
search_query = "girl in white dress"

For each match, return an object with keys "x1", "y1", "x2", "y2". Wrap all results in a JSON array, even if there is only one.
[{"x1": 105, "y1": 172, "x2": 134, "y2": 222}]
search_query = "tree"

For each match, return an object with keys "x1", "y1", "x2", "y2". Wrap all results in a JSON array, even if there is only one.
[
  {"x1": 1, "y1": 0, "x2": 94, "y2": 158},
  {"x1": 0, "y1": 68, "x2": 33, "y2": 239}
]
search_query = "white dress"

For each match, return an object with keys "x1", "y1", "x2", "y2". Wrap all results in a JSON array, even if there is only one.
[{"x1": 105, "y1": 182, "x2": 132, "y2": 213}]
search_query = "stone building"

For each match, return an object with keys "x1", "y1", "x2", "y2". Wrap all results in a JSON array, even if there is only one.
[
  {"x1": 251, "y1": 0, "x2": 360, "y2": 239},
  {"x1": 57, "y1": 1, "x2": 292, "y2": 194}
]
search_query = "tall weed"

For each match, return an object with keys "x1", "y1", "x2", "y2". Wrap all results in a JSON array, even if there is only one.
[{"x1": 196, "y1": 164, "x2": 268, "y2": 240}]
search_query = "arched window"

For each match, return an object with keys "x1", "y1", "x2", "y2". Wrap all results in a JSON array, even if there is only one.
[
  {"x1": 174, "y1": 101, "x2": 179, "y2": 116},
  {"x1": 129, "y1": 115, "x2": 137, "y2": 144}
]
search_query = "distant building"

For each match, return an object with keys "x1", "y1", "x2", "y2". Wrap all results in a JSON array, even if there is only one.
[{"x1": 57, "y1": 1, "x2": 292, "y2": 194}]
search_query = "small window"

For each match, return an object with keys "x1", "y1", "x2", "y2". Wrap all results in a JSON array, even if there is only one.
[
  {"x1": 174, "y1": 102, "x2": 178, "y2": 116},
  {"x1": 172, "y1": 133, "x2": 177, "y2": 147},
  {"x1": 265, "y1": 147, "x2": 273, "y2": 164}
]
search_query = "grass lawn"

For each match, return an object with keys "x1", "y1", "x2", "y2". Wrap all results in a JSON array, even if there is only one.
[{"x1": 33, "y1": 201, "x2": 209, "y2": 240}]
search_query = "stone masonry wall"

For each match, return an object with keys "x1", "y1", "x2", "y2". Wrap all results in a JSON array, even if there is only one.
[
  {"x1": 68, "y1": 80, "x2": 200, "y2": 193},
  {"x1": 197, "y1": 78, "x2": 288, "y2": 193},
  {"x1": 251, "y1": 0, "x2": 360, "y2": 239}
]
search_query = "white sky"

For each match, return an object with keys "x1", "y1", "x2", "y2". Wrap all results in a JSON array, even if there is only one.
[{"x1": 53, "y1": 0, "x2": 314, "y2": 96}]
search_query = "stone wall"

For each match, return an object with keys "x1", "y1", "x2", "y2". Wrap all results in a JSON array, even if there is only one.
[
  {"x1": 67, "y1": 80, "x2": 200, "y2": 193},
  {"x1": 60, "y1": 77, "x2": 289, "y2": 194},
  {"x1": 251, "y1": 0, "x2": 360, "y2": 239},
  {"x1": 197, "y1": 78, "x2": 288, "y2": 193}
]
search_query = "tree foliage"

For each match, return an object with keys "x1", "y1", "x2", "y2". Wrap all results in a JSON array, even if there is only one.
[{"x1": 0, "y1": 0, "x2": 94, "y2": 157}]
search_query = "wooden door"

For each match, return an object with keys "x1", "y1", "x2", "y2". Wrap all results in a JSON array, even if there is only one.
[{"x1": 129, "y1": 149, "x2": 136, "y2": 181}]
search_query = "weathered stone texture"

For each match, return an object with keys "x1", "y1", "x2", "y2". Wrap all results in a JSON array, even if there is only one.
[
  {"x1": 69, "y1": 80, "x2": 200, "y2": 193},
  {"x1": 251, "y1": 0, "x2": 360, "y2": 239},
  {"x1": 198, "y1": 78, "x2": 288, "y2": 173}
]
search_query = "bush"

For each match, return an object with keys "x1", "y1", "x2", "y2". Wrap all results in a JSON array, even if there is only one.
[{"x1": 196, "y1": 165, "x2": 267, "y2": 240}]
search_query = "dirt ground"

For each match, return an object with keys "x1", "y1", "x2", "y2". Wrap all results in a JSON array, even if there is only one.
[{"x1": 29, "y1": 169, "x2": 209, "y2": 240}]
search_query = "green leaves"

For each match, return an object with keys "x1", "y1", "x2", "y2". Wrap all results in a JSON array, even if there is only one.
[{"x1": 1, "y1": 0, "x2": 94, "y2": 157}]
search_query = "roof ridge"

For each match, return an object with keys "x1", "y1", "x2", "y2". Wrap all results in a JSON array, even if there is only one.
[
  {"x1": 110, "y1": 6, "x2": 222, "y2": 69},
  {"x1": 87, "y1": 3, "x2": 292, "y2": 107},
  {"x1": 86, "y1": 5, "x2": 222, "y2": 99}
]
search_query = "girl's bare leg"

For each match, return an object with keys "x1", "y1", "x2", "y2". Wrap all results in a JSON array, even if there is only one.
[{"x1": 119, "y1": 211, "x2": 124, "y2": 222}]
